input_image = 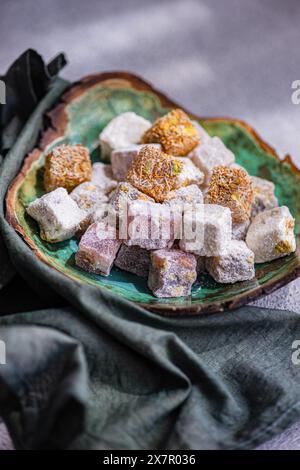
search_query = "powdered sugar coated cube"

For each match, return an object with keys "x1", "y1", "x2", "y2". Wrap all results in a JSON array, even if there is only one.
[
  {"x1": 99, "y1": 112, "x2": 151, "y2": 160},
  {"x1": 206, "y1": 240, "x2": 255, "y2": 283},
  {"x1": 246, "y1": 206, "x2": 296, "y2": 263},
  {"x1": 148, "y1": 248, "x2": 197, "y2": 298},
  {"x1": 26, "y1": 187, "x2": 86, "y2": 243},
  {"x1": 75, "y1": 222, "x2": 121, "y2": 276},
  {"x1": 179, "y1": 204, "x2": 232, "y2": 256}
]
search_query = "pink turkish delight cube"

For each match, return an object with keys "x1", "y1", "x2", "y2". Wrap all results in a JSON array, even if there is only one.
[
  {"x1": 148, "y1": 249, "x2": 197, "y2": 298},
  {"x1": 114, "y1": 244, "x2": 150, "y2": 277},
  {"x1": 126, "y1": 200, "x2": 181, "y2": 250},
  {"x1": 75, "y1": 222, "x2": 121, "y2": 276}
]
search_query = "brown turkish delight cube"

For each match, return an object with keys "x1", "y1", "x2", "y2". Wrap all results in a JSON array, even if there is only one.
[
  {"x1": 75, "y1": 222, "x2": 121, "y2": 276},
  {"x1": 205, "y1": 165, "x2": 253, "y2": 222},
  {"x1": 142, "y1": 109, "x2": 200, "y2": 156},
  {"x1": 148, "y1": 249, "x2": 197, "y2": 298},
  {"x1": 114, "y1": 244, "x2": 150, "y2": 277},
  {"x1": 44, "y1": 144, "x2": 92, "y2": 193},
  {"x1": 126, "y1": 145, "x2": 203, "y2": 202}
]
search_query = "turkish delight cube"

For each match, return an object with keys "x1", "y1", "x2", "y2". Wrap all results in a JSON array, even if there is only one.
[
  {"x1": 246, "y1": 206, "x2": 296, "y2": 263},
  {"x1": 189, "y1": 137, "x2": 235, "y2": 186},
  {"x1": 251, "y1": 176, "x2": 278, "y2": 217},
  {"x1": 191, "y1": 120, "x2": 211, "y2": 144},
  {"x1": 176, "y1": 158, "x2": 205, "y2": 187},
  {"x1": 142, "y1": 109, "x2": 200, "y2": 156},
  {"x1": 70, "y1": 182, "x2": 108, "y2": 215},
  {"x1": 148, "y1": 249, "x2": 197, "y2": 298},
  {"x1": 179, "y1": 204, "x2": 232, "y2": 256},
  {"x1": 232, "y1": 219, "x2": 250, "y2": 241},
  {"x1": 126, "y1": 200, "x2": 181, "y2": 250},
  {"x1": 164, "y1": 184, "x2": 203, "y2": 206},
  {"x1": 114, "y1": 244, "x2": 150, "y2": 277},
  {"x1": 99, "y1": 112, "x2": 151, "y2": 161},
  {"x1": 110, "y1": 182, "x2": 154, "y2": 214},
  {"x1": 126, "y1": 145, "x2": 204, "y2": 202},
  {"x1": 111, "y1": 144, "x2": 161, "y2": 181},
  {"x1": 26, "y1": 187, "x2": 86, "y2": 243},
  {"x1": 206, "y1": 240, "x2": 255, "y2": 283},
  {"x1": 75, "y1": 222, "x2": 121, "y2": 276},
  {"x1": 91, "y1": 162, "x2": 118, "y2": 193},
  {"x1": 205, "y1": 166, "x2": 253, "y2": 222},
  {"x1": 44, "y1": 144, "x2": 92, "y2": 193}
]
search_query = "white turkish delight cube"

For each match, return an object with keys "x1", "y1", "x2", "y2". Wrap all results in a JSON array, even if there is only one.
[
  {"x1": 179, "y1": 204, "x2": 232, "y2": 256},
  {"x1": 70, "y1": 182, "x2": 108, "y2": 215},
  {"x1": 176, "y1": 158, "x2": 204, "y2": 187},
  {"x1": 191, "y1": 120, "x2": 211, "y2": 144},
  {"x1": 206, "y1": 240, "x2": 255, "y2": 283},
  {"x1": 251, "y1": 176, "x2": 278, "y2": 217},
  {"x1": 126, "y1": 200, "x2": 181, "y2": 250},
  {"x1": 246, "y1": 206, "x2": 296, "y2": 263},
  {"x1": 114, "y1": 244, "x2": 150, "y2": 277},
  {"x1": 99, "y1": 112, "x2": 151, "y2": 161},
  {"x1": 75, "y1": 222, "x2": 121, "y2": 276},
  {"x1": 111, "y1": 144, "x2": 161, "y2": 181},
  {"x1": 91, "y1": 162, "x2": 118, "y2": 193},
  {"x1": 26, "y1": 187, "x2": 86, "y2": 243},
  {"x1": 189, "y1": 137, "x2": 235, "y2": 186},
  {"x1": 148, "y1": 248, "x2": 197, "y2": 298},
  {"x1": 164, "y1": 184, "x2": 203, "y2": 207}
]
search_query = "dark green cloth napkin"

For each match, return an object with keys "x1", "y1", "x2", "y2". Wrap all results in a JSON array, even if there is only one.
[
  {"x1": 0, "y1": 49, "x2": 66, "y2": 289},
  {"x1": 0, "y1": 52, "x2": 300, "y2": 450}
]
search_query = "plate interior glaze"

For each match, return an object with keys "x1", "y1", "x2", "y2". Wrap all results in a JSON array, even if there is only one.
[{"x1": 6, "y1": 73, "x2": 300, "y2": 315}]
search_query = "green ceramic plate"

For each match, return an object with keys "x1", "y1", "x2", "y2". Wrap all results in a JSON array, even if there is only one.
[{"x1": 6, "y1": 72, "x2": 300, "y2": 315}]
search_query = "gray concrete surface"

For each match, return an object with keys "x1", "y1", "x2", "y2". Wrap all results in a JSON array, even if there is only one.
[{"x1": 0, "y1": 0, "x2": 300, "y2": 449}]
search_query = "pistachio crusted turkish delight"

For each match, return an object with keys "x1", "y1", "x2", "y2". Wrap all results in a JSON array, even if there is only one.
[
  {"x1": 126, "y1": 145, "x2": 204, "y2": 202},
  {"x1": 148, "y1": 249, "x2": 197, "y2": 298},
  {"x1": 44, "y1": 144, "x2": 92, "y2": 193},
  {"x1": 246, "y1": 206, "x2": 296, "y2": 263},
  {"x1": 205, "y1": 166, "x2": 253, "y2": 222},
  {"x1": 111, "y1": 144, "x2": 161, "y2": 181},
  {"x1": 142, "y1": 109, "x2": 200, "y2": 156},
  {"x1": 26, "y1": 188, "x2": 86, "y2": 243}
]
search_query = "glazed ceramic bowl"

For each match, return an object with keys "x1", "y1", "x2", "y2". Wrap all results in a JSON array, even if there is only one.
[{"x1": 6, "y1": 73, "x2": 300, "y2": 315}]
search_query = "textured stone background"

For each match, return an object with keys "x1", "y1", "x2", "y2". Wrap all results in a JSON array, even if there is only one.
[{"x1": 0, "y1": 0, "x2": 300, "y2": 450}]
